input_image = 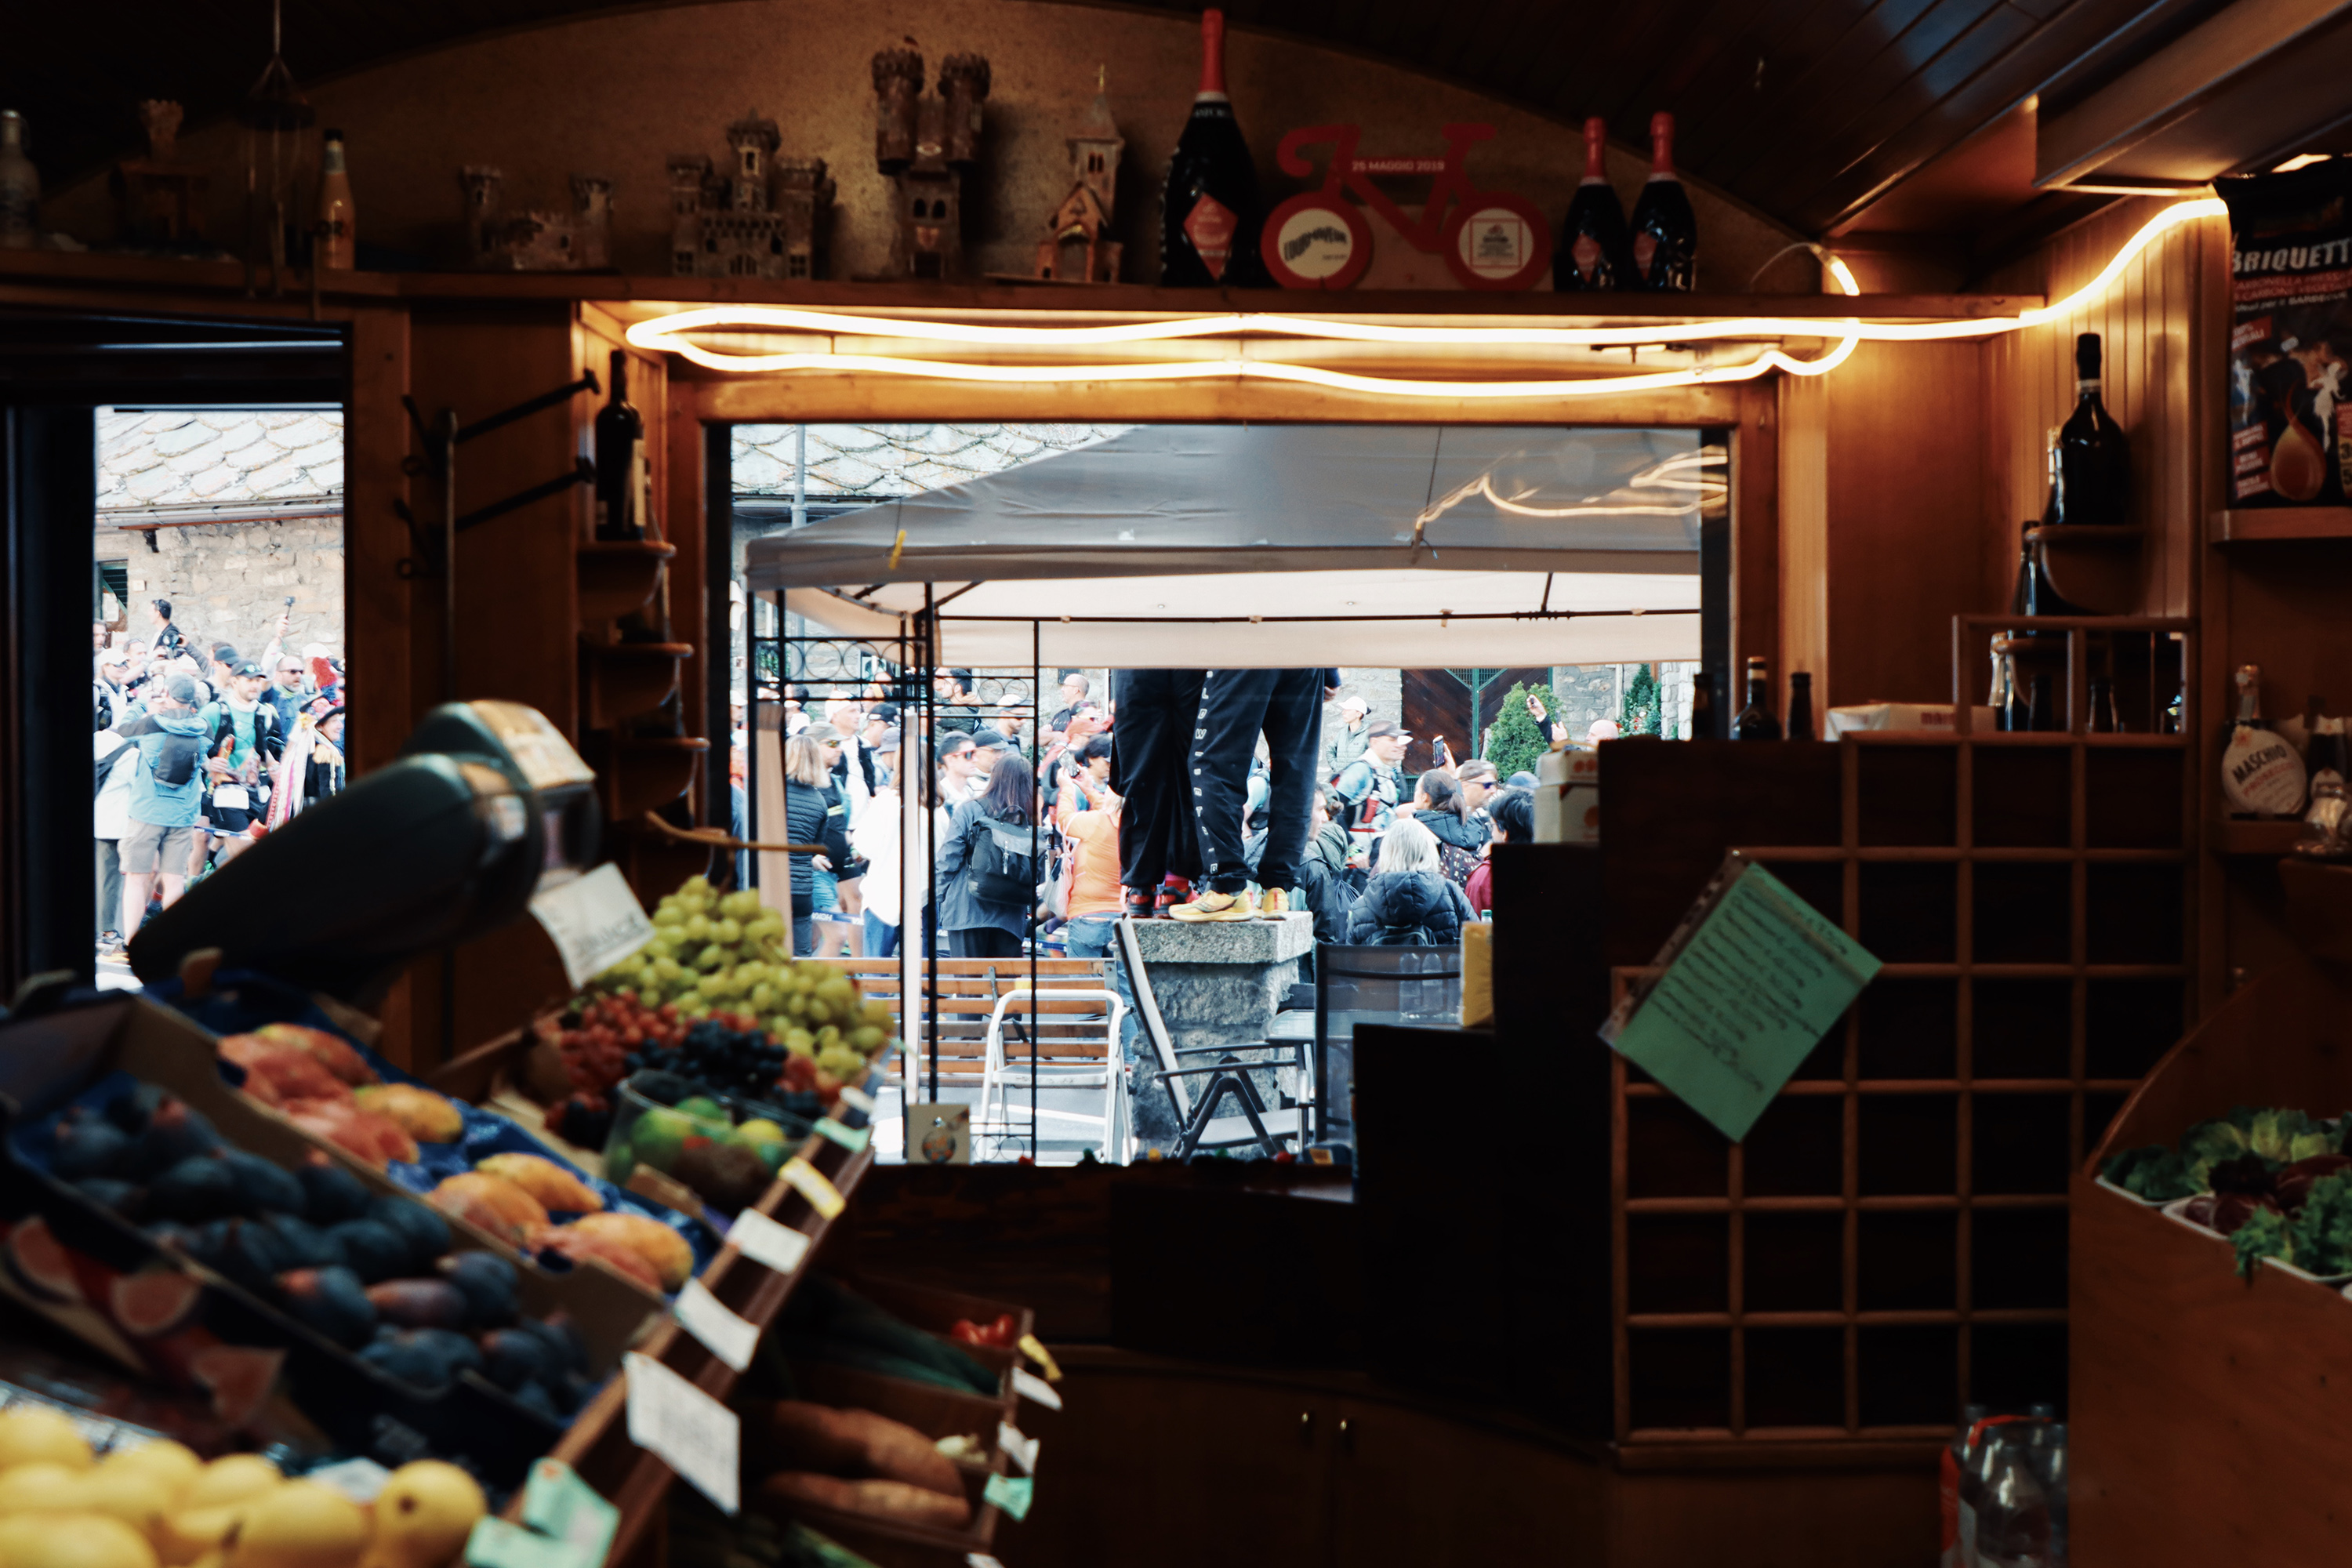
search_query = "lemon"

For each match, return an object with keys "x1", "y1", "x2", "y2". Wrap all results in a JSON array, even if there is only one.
[
  {"x1": 183, "y1": 1456, "x2": 281, "y2": 1512},
  {"x1": 0, "y1": 1406, "x2": 93, "y2": 1472}
]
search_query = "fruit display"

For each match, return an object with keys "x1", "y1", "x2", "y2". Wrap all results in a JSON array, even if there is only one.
[
  {"x1": 598, "y1": 1080, "x2": 793, "y2": 1215},
  {"x1": 536, "y1": 877, "x2": 895, "y2": 1149},
  {"x1": 213, "y1": 1030, "x2": 434, "y2": 1174},
  {"x1": 0, "y1": 1418, "x2": 488, "y2": 1568}
]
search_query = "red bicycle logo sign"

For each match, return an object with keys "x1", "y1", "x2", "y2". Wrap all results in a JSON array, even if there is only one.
[{"x1": 1260, "y1": 122, "x2": 1551, "y2": 292}]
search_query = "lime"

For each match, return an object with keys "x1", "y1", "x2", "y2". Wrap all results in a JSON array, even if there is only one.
[
  {"x1": 674, "y1": 1095, "x2": 728, "y2": 1125},
  {"x1": 632, "y1": 1108, "x2": 694, "y2": 1171}
]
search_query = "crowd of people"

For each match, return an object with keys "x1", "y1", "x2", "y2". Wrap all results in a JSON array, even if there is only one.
[
  {"x1": 92, "y1": 598, "x2": 348, "y2": 959},
  {"x1": 744, "y1": 666, "x2": 1541, "y2": 961}
]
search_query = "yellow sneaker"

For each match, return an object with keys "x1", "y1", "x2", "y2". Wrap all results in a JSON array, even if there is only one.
[
  {"x1": 1171, "y1": 889, "x2": 1257, "y2": 922},
  {"x1": 1258, "y1": 887, "x2": 1290, "y2": 917}
]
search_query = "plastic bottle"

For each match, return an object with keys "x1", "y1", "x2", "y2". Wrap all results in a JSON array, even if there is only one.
[
  {"x1": 1978, "y1": 1427, "x2": 2053, "y2": 1568},
  {"x1": 1940, "y1": 1403, "x2": 1991, "y2": 1568},
  {"x1": 2032, "y1": 1422, "x2": 2069, "y2": 1567}
]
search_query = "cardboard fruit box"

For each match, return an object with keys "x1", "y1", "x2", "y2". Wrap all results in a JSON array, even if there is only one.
[{"x1": 0, "y1": 995, "x2": 665, "y2": 1485}]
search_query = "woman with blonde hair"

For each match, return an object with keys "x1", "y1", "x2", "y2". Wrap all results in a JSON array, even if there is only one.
[
  {"x1": 1345, "y1": 815, "x2": 1476, "y2": 946},
  {"x1": 783, "y1": 727, "x2": 852, "y2": 955}
]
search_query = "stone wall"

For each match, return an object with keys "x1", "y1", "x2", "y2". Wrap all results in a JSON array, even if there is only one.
[
  {"x1": 102, "y1": 515, "x2": 347, "y2": 659},
  {"x1": 1551, "y1": 660, "x2": 1701, "y2": 741}
]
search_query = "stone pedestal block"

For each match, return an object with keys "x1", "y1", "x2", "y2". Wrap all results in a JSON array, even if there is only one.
[{"x1": 1119, "y1": 913, "x2": 1315, "y2": 1151}]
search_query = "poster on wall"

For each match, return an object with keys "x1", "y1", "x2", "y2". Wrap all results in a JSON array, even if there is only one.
[{"x1": 2220, "y1": 162, "x2": 2352, "y2": 509}]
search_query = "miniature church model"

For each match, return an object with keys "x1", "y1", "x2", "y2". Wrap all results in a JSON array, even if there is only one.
[
  {"x1": 461, "y1": 167, "x2": 612, "y2": 270},
  {"x1": 870, "y1": 49, "x2": 991, "y2": 281},
  {"x1": 668, "y1": 111, "x2": 833, "y2": 280},
  {"x1": 1033, "y1": 71, "x2": 1123, "y2": 284}
]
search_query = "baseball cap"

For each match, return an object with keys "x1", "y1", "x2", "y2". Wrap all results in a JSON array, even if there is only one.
[
  {"x1": 878, "y1": 725, "x2": 903, "y2": 752},
  {"x1": 800, "y1": 723, "x2": 844, "y2": 744},
  {"x1": 1366, "y1": 719, "x2": 1410, "y2": 739},
  {"x1": 1340, "y1": 694, "x2": 1370, "y2": 712},
  {"x1": 971, "y1": 728, "x2": 1012, "y2": 751},
  {"x1": 234, "y1": 660, "x2": 268, "y2": 679},
  {"x1": 164, "y1": 676, "x2": 201, "y2": 706},
  {"x1": 869, "y1": 702, "x2": 900, "y2": 724}
]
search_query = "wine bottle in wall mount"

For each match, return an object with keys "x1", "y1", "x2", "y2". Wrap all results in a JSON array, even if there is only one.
[
  {"x1": 2223, "y1": 665, "x2": 2308, "y2": 816},
  {"x1": 1733, "y1": 655, "x2": 1780, "y2": 740},
  {"x1": 1160, "y1": 9, "x2": 1265, "y2": 287},
  {"x1": 1786, "y1": 672, "x2": 1816, "y2": 741},
  {"x1": 1555, "y1": 116, "x2": 1632, "y2": 291},
  {"x1": 593, "y1": 349, "x2": 646, "y2": 543},
  {"x1": 2056, "y1": 333, "x2": 2131, "y2": 527},
  {"x1": 316, "y1": 129, "x2": 354, "y2": 270},
  {"x1": 1627, "y1": 111, "x2": 1696, "y2": 291}
]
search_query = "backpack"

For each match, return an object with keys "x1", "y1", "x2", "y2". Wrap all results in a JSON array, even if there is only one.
[
  {"x1": 93, "y1": 739, "x2": 135, "y2": 798},
  {"x1": 964, "y1": 814, "x2": 1038, "y2": 908},
  {"x1": 1435, "y1": 840, "x2": 1481, "y2": 888},
  {"x1": 146, "y1": 731, "x2": 203, "y2": 789}
]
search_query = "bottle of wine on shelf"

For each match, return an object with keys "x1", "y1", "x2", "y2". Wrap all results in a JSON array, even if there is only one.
[
  {"x1": 1733, "y1": 655, "x2": 1780, "y2": 740},
  {"x1": 316, "y1": 129, "x2": 354, "y2": 270},
  {"x1": 2089, "y1": 675, "x2": 2118, "y2": 734},
  {"x1": 1988, "y1": 646, "x2": 2015, "y2": 731},
  {"x1": 1555, "y1": 117, "x2": 1632, "y2": 291},
  {"x1": 2005, "y1": 656, "x2": 2032, "y2": 734},
  {"x1": 1688, "y1": 670, "x2": 1715, "y2": 739},
  {"x1": 1627, "y1": 111, "x2": 1696, "y2": 292},
  {"x1": 2026, "y1": 672, "x2": 2056, "y2": 732},
  {"x1": 1160, "y1": 9, "x2": 1265, "y2": 288},
  {"x1": 1786, "y1": 672, "x2": 1816, "y2": 741},
  {"x1": 2055, "y1": 332, "x2": 2130, "y2": 527},
  {"x1": 2221, "y1": 663, "x2": 2307, "y2": 816},
  {"x1": 593, "y1": 349, "x2": 645, "y2": 543}
]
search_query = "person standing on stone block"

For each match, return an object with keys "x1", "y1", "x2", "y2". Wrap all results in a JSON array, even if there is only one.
[
  {"x1": 1111, "y1": 668, "x2": 1204, "y2": 919},
  {"x1": 1170, "y1": 667, "x2": 1325, "y2": 924}
]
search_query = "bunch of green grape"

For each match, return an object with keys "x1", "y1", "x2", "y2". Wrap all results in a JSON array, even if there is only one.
[{"x1": 591, "y1": 875, "x2": 895, "y2": 1078}]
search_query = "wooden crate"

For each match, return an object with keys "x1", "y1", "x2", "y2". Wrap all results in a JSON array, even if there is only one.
[
  {"x1": 1601, "y1": 666, "x2": 2196, "y2": 1453},
  {"x1": 2071, "y1": 953, "x2": 2352, "y2": 1565}
]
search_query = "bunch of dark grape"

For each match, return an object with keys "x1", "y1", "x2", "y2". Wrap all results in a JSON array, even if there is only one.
[{"x1": 671, "y1": 1018, "x2": 789, "y2": 1103}]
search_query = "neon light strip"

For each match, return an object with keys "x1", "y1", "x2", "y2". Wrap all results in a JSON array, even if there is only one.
[{"x1": 624, "y1": 201, "x2": 2218, "y2": 392}]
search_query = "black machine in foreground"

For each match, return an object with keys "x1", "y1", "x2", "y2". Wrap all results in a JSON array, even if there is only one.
[{"x1": 129, "y1": 702, "x2": 601, "y2": 1004}]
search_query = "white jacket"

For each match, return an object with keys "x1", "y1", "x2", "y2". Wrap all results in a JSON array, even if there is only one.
[{"x1": 94, "y1": 730, "x2": 140, "y2": 840}]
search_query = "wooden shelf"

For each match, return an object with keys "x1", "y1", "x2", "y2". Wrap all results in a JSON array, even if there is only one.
[
  {"x1": 581, "y1": 640, "x2": 690, "y2": 729},
  {"x1": 599, "y1": 734, "x2": 707, "y2": 820},
  {"x1": 578, "y1": 539, "x2": 675, "y2": 623},
  {"x1": 2215, "y1": 818, "x2": 2303, "y2": 855},
  {"x1": 0, "y1": 249, "x2": 2042, "y2": 322},
  {"x1": 2213, "y1": 506, "x2": 2352, "y2": 542},
  {"x1": 2026, "y1": 524, "x2": 2142, "y2": 614}
]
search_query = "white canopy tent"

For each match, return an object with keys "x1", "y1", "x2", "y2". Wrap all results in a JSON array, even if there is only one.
[{"x1": 745, "y1": 423, "x2": 1709, "y2": 667}]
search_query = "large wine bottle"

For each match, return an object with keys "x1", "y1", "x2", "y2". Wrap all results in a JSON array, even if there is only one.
[
  {"x1": 2055, "y1": 332, "x2": 2130, "y2": 525},
  {"x1": 1555, "y1": 116, "x2": 1632, "y2": 291},
  {"x1": 1627, "y1": 111, "x2": 1696, "y2": 291},
  {"x1": 593, "y1": 349, "x2": 645, "y2": 543},
  {"x1": 1160, "y1": 9, "x2": 1265, "y2": 288}
]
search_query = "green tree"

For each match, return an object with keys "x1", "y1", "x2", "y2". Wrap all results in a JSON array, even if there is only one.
[
  {"x1": 1485, "y1": 680, "x2": 1563, "y2": 780},
  {"x1": 1618, "y1": 662, "x2": 1662, "y2": 737}
]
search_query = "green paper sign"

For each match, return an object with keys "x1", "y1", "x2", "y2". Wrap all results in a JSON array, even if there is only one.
[
  {"x1": 1600, "y1": 858, "x2": 1880, "y2": 1142},
  {"x1": 984, "y1": 1472, "x2": 1035, "y2": 1521},
  {"x1": 813, "y1": 1116, "x2": 871, "y2": 1153}
]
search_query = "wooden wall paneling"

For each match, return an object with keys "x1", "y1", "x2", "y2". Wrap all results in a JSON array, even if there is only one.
[
  {"x1": 406, "y1": 304, "x2": 586, "y2": 1066},
  {"x1": 1732, "y1": 382, "x2": 1781, "y2": 702},
  {"x1": 1777, "y1": 370, "x2": 1830, "y2": 707}
]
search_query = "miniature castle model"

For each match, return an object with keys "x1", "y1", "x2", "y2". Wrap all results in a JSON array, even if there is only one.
[
  {"x1": 460, "y1": 167, "x2": 611, "y2": 271},
  {"x1": 1033, "y1": 71, "x2": 1123, "y2": 284},
  {"x1": 668, "y1": 112, "x2": 832, "y2": 280},
  {"x1": 871, "y1": 49, "x2": 991, "y2": 282}
]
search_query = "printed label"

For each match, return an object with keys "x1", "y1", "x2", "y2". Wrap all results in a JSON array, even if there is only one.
[
  {"x1": 673, "y1": 1279, "x2": 760, "y2": 1372},
  {"x1": 623, "y1": 1352, "x2": 739, "y2": 1514},
  {"x1": 1633, "y1": 232, "x2": 1657, "y2": 274},
  {"x1": 726, "y1": 1207, "x2": 811, "y2": 1272},
  {"x1": 1274, "y1": 206, "x2": 1355, "y2": 280},
  {"x1": 1182, "y1": 193, "x2": 1239, "y2": 278},
  {"x1": 529, "y1": 863, "x2": 655, "y2": 989},
  {"x1": 779, "y1": 1156, "x2": 846, "y2": 1219},
  {"x1": 2224, "y1": 724, "x2": 2310, "y2": 815},
  {"x1": 1457, "y1": 206, "x2": 1535, "y2": 279}
]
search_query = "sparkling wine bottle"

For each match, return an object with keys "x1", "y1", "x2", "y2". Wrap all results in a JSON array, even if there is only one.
[
  {"x1": 2222, "y1": 663, "x2": 2307, "y2": 816},
  {"x1": 2056, "y1": 333, "x2": 2130, "y2": 526},
  {"x1": 594, "y1": 350, "x2": 646, "y2": 543},
  {"x1": 1555, "y1": 117, "x2": 1632, "y2": 291},
  {"x1": 1160, "y1": 9, "x2": 1265, "y2": 288},
  {"x1": 1627, "y1": 111, "x2": 1696, "y2": 291}
]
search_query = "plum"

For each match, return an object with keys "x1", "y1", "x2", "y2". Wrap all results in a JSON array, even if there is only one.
[
  {"x1": 150, "y1": 1156, "x2": 241, "y2": 1222},
  {"x1": 367, "y1": 1194, "x2": 452, "y2": 1272},
  {"x1": 297, "y1": 1159, "x2": 373, "y2": 1225},
  {"x1": 440, "y1": 1252, "x2": 518, "y2": 1328},
  {"x1": 365, "y1": 1277, "x2": 468, "y2": 1330},
  {"x1": 125, "y1": 1099, "x2": 223, "y2": 1180},
  {"x1": 258, "y1": 1214, "x2": 347, "y2": 1271},
  {"x1": 477, "y1": 1327, "x2": 554, "y2": 1392},
  {"x1": 74, "y1": 1177, "x2": 144, "y2": 1219},
  {"x1": 277, "y1": 1265, "x2": 377, "y2": 1348},
  {"x1": 220, "y1": 1151, "x2": 306, "y2": 1217},
  {"x1": 53, "y1": 1116, "x2": 132, "y2": 1181},
  {"x1": 103, "y1": 1082, "x2": 169, "y2": 1135},
  {"x1": 326, "y1": 1219, "x2": 408, "y2": 1284}
]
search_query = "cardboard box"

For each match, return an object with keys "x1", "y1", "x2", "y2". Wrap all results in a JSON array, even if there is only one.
[{"x1": 1825, "y1": 702, "x2": 2000, "y2": 738}]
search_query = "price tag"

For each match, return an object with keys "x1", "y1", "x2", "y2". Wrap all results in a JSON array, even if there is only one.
[
  {"x1": 982, "y1": 1473, "x2": 1034, "y2": 1522},
  {"x1": 623, "y1": 1352, "x2": 739, "y2": 1514},
  {"x1": 673, "y1": 1279, "x2": 760, "y2": 1372},
  {"x1": 1012, "y1": 1367, "x2": 1063, "y2": 1411},
  {"x1": 726, "y1": 1207, "x2": 811, "y2": 1273},
  {"x1": 528, "y1": 863, "x2": 656, "y2": 989},
  {"x1": 838, "y1": 1084, "x2": 877, "y2": 1115},
  {"x1": 996, "y1": 1420, "x2": 1038, "y2": 1475},
  {"x1": 812, "y1": 1116, "x2": 870, "y2": 1153},
  {"x1": 520, "y1": 1460, "x2": 618, "y2": 1561},
  {"x1": 464, "y1": 1518, "x2": 597, "y2": 1568},
  {"x1": 779, "y1": 1157, "x2": 845, "y2": 1220}
]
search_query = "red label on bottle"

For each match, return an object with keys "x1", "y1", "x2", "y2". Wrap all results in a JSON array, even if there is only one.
[
  {"x1": 1571, "y1": 234, "x2": 1601, "y2": 281},
  {"x1": 1183, "y1": 194, "x2": 1239, "y2": 279},
  {"x1": 1632, "y1": 232, "x2": 1657, "y2": 275}
]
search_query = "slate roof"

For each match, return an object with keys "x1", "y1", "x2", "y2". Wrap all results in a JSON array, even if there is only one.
[
  {"x1": 731, "y1": 423, "x2": 1131, "y2": 500},
  {"x1": 96, "y1": 410, "x2": 345, "y2": 516}
]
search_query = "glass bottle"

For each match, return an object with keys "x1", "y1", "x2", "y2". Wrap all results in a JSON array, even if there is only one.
[
  {"x1": 316, "y1": 129, "x2": 354, "y2": 269},
  {"x1": 1733, "y1": 655, "x2": 1780, "y2": 741},
  {"x1": 1555, "y1": 116, "x2": 1632, "y2": 291},
  {"x1": 2221, "y1": 663, "x2": 2308, "y2": 816},
  {"x1": 0, "y1": 111, "x2": 38, "y2": 249},
  {"x1": 1626, "y1": 111, "x2": 1696, "y2": 291},
  {"x1": 2005, "y1": 656, "x2": 2032, "y2": 735},
  {"x1": 1988, "y1": 647, "x2": 2013, "y2": 732},
  {"x1": 1786, "y1": 671, "x2": 1816, "y2": 741},
  {"x1": 593, "y1": 349, "x2": 645, "y2": 543},
  {"x1": 2056, "y1": 333, "x2": 2130, "y2": 527},
  {"x1": 1687, "y1": 670, "x2": 1715, "y2": 740},
  {"x1": 2026, "y1": 672, "x2": 2056, "y2": 733},
  {"x1": 2088, "y1": 676, "x2": 2118, "y2": 734},
  {"x1": 1160, "y1": 9, "x2": 1265, "y2": 287},
  {"x1": 1941, "y1": 1403, "x2": 1991, "y2": 1568}
]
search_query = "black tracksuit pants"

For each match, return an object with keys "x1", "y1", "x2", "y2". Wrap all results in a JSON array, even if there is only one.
[
  {"x1": 1112, "y1": 669, "x2": 1205, "y2": 891},
  {"x1": 1191, "y1": 668, "x2": 1324, "y2": 895}
]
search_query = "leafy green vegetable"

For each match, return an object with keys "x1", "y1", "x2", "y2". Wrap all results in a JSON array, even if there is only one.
[
  {"x1": 2292, "y1": 1172, "x2": 2352, "y2": 1275},
  {"x1": 2102, "y1": 1144, "x2": 2204, "y2": 1202},
  {"x1": 2183, "y1": 1116, "x2": 2253, "y2": 1175},
  {"x1": 2231, "y1": 1207, "x2": 2292, "y2": 1277},
  {"x1": 2249, "y1": 1109, "x2": 2337, "y2": 1163}
]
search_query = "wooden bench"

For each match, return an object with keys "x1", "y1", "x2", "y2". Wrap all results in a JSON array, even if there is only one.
[{"x1": 808, "y1": 957, "x2": 1115, "y2": 1088}]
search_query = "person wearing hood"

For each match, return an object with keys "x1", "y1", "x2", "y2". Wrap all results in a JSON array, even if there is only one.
[
  {"x1": 1410, "y1": 768, "x2": 1490, "y2": 886},
  {"x1": 114, "y1": 675, "x2": 211, "y2": 938},
  {"x1": 1346, "y1": 817, "x2": 1477, "y2": 946}
]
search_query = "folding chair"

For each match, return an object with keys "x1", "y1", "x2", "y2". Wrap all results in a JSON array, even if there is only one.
[
  {"x1": 1312, "y1": 943, "x2": 1463, "y2": 1145},
  {"x1": 1115, "y1": 916, "x2": 1311, "y2": 1158},
  {"x1": 973, "y1": 985, "x2": 1129, "y2": 1162}
]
